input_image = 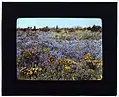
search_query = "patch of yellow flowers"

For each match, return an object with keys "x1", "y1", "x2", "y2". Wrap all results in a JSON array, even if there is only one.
[
  {"x1": 84, "y1": 53, "x2": 94, "y2": 63},
  {"x1": 83, "y1": 53, "x2": 103, "y2": 80},
  {"x1": 20, "y1": 66, "x2": 42, "y2": 76},
  {"x1": 48, "y1": 55, "x2": 55, "y2": 63},
  {"x1": 22, "y1": 50, "x2": 38, "y2": 58},
  {"x1": 84, "y1": 53, "x2": 103, "y2": 67},
  {"x1": 55, "y1": 58, "x2": 77, "y2": 65},
  {"x1": 64, "y1": 66, "x2": 71, "y2": 70}
]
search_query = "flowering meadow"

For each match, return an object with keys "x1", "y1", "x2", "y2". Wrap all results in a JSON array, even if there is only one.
[{"x1": 17, "y1": 30, "x2": 102, "y2": 80}]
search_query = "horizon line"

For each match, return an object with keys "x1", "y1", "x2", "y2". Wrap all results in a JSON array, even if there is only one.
[{"x1": 16, "y1": 25, "x2": 102, "y2": 28}]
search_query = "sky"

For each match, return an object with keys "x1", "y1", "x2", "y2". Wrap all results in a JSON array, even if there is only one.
[{"x1": 17, "y1": 18, "x2": 102, "y2": 28}]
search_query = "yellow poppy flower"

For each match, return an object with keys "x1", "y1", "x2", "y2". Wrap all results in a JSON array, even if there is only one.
[
  {"x1": 65, "y1": 58, "x2": 77, "y2": 65},
  {"x1": 38, "y1": 68, "x2": 42, "y2": 71},
  {"x1": 92, "y1": 60, "x2": 99, "y2": 65},
  {"x1": 86, "y1": 59, "x2": 91, "y2": 63},
  {"x1": 85, "y1": 53, "x2": 94, "y2": 60},
  {"x1": 32, "y1": 68, "x2": 35, "y2": 71},
  {"x1": 35, "y1": 67, "x2": 38, "y2": 71},
  {"x1": 86, "y1": 53, "x2": 90, "y2": 58},
  {"x1": 29, "y1": 71, "x2": 33, "y2": 75},
  {"x1": 65, "y1": 66, "x2": 71, "y2": 70},
  {"x1": 30, "y1": 67, "x2": 34, "y2": 71},
  {"x1": 98, "y1": 62, "x2": 103, "y2": 66},
  {"x1": 100, "y1": 60, "x2": 103, "y2": 65}
]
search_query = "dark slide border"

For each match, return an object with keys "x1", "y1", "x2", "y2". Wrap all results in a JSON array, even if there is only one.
[{"x1": 2, "y1": 2, "x2": 117, "y2": 96}]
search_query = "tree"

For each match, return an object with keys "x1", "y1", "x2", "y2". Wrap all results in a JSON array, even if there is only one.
[
  {"x1": 91, "y1": 25, "x2": 102, "y2": 32},
  {"x1": 69, "y1": 28, "x2": 75, "y2": 32},
  {"x1": 56, "y1": 25, "x2": 58, "y2": 29},
  {"x1": 56, "y1": 29, "x2": 61, "y2": 33},
  {"x1": 34, "y1": 26, "x2": 36, "y2": 30},
  {"x1": 33, "y1": 26, "x2": 36, "y2": 31},
  {"x1": 87, "y1": 26, "x2": 91, "y2": 31},
  {"x1": 46, "y1": 26, "x2": 48, "y2": 29}
]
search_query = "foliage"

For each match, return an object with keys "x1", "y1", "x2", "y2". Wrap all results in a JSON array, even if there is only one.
[
  {"x1": 17, "y1": 50, "x2": 102, "y2": 80},
  {"x1": 75, "y1": 31, "x2": 102, "y2": 40},
  {"x1": 17, "y1": 30, "x2": 102, "y2": 80}
]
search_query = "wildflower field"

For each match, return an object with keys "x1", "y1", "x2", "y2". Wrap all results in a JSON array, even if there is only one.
[{"x1": 17, "y1": 30, "x2": 102, "y2": 80}]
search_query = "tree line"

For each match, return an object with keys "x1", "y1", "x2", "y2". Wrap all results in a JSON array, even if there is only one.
[{"x1": 17, "y1": 25, "x2": 102, "y2": 32}]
